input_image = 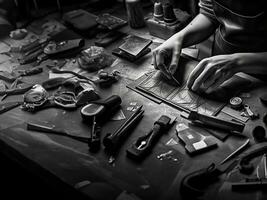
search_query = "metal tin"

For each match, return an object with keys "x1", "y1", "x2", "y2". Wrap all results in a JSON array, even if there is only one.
[{"x1": 230, "y1": 97, "x2": 243, "y2": 109}]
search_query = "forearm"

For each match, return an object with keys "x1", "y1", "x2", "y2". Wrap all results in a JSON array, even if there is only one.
[
  {"x1": 176, "y1": 13, "x2": 218, "y2": 47},
  {"x1": 234, "y1": 52, "x2": 267, "y2": 75}
]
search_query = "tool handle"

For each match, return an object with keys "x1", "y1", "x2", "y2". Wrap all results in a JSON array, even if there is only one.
[
  {"x1": 181, "y1": 111, "x2": 245, "y2": 133},
  {"x1": 21, "y1": 40, "x2": 40, "y2": 52},
  {"x1": 126, "y1": 124, "x2": 162, "y2": 159},
  {"x1": 126, "y1": 115, "x2": 171, "y2": 159},
  {"x1": 24, "y1": 39, "x2": 49, "y2": 56},
  {"x1": 148, "y1": 115, "x2": 171, "y2": 139},
  {"x1": 91, "y1": 125, "x2": 101, "y2": 142},
  {"x1": 103, "y1": 109, "x2": 144, "y2": 150},
  {"x1": 145, "y1": 124, "x2": 161, "y2": 146},
  {"x1": 51, "y1": 68, "x2": 92, "y2": 81},
  {"x1": 88, "y1": 116, "x2": 101, "y2": 151},
  {"x1": 20, "y1": 48, "x2": 43, "y2": 64},
  {"x1": 101, "y1": 95, "x2": 122, "y2": 110},
  {"x1": 89, "y1": 122, "x2": 101, "y2": 151},
  {"x1": 23, "y1": 67, "x2": 43, "y2": 76},
  {"x1": 108, "y1": 105, "x2": 142, "y2": 138}
]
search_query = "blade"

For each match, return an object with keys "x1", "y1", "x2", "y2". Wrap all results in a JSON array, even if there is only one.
[{"x1": 220, "y1": 139, "x2": 250, "y2": 165}]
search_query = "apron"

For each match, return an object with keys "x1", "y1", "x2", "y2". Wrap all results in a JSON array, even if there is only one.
[{"x1": 212, "y1": 0, "x2": 267, "y2": 55}]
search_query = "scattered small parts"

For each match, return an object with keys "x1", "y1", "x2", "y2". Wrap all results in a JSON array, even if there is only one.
[{"x1": 157, "y1": 150, "x2": 178, "y2": 162}]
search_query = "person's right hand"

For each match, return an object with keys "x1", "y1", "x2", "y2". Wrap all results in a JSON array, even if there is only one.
[{"x1": 152, "y1": 34, "x2": 183, "y2": 79}]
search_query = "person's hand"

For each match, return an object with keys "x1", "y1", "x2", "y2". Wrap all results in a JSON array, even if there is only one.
[
  {"x1": 187, "y1": 54, "x2": 240, "y2": 94},
  {"x1": 152, "y1": 34, "x2": 183, "y2": 79}
]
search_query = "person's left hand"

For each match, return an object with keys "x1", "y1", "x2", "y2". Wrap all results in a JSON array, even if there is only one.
[{"x1": 187, "y1": 54, "x2": 240, "y2": 94}]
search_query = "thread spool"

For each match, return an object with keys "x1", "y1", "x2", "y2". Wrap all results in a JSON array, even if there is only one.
[
  {"x1": 163, "y1": 3, "x2": 177, "y2": 25},
  {"x1": 125, "y1": 0, "x2": 146, "y2": 28},
  {"x1": 153, "y1": 2, "x2": 163, "y2": 20}
]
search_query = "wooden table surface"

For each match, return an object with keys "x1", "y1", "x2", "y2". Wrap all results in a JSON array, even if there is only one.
[{"x1": 1, "y1": 3, "x2": 267, "y2": 200}]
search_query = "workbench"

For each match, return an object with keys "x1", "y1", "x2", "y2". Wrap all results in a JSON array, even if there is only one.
[{"x1": 0, "y1": 3, "x2": 267, "y2": 200}]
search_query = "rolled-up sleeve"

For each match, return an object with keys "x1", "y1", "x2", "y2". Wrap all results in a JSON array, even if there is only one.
[{"x1": 199, "y1": 0, "x2": 219, "y2": 25}]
